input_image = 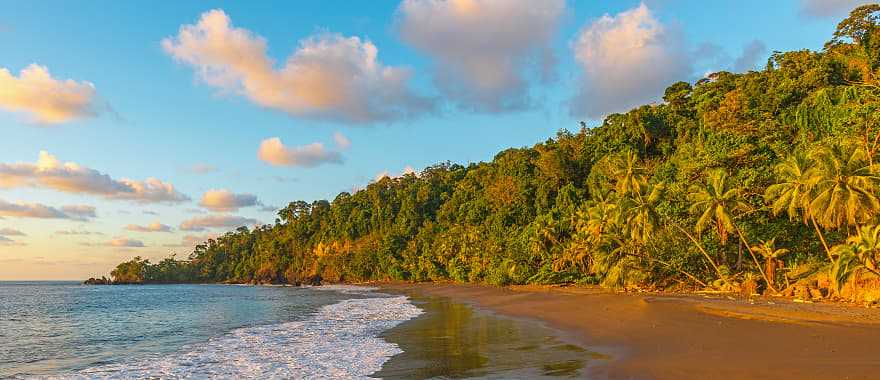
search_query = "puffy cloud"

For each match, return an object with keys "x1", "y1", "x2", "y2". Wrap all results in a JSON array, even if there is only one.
[
  {"x1": 0, "y1": 235, "x2": 25, "y2": 246},
  {"x1": 257, "y1": 138, "x2": 343, "y2": 167},
  {"x1": 61, "y1": 205, "x2": 97, "y2": 220},
  {"x1": 0, "y1": 199, "x2": 95, "y2": 221},
  {"x1": 179, "y1": 214, "x2": 258, "y2": 231},
  {"x1": 732, "y1": 40, "x2": 767, "y2": 72},
  {"x1": 0, "y1": 64, "x2": 98, "y2": 124},
  {"x1": 397, "y1": 0, "x2": 565, "y2": 112},
  {"x1": 0, "y1": 228, "x2": 25, "y2": 236},
  {"x1": 374, "y1": 165, "x2": 418, "y2": 182},
  {"x1": 162, "y1": 9, "x2": 432, "y2": 123},
  {"x1": 199, "y1": 189, "x2": 260, "y2": 212},
  {"x1": 108, "y1": 237, "x2": 146, "y2": 248},
  {"x1": 125, "y1": 222, "x2": 173, "y2": 233},
  {"x1": 0, "y1": 151, "x2": 189, "y2": 203},
  {"x1": 333, "y1": 132, "x2": 351, "y2": 150},
  {"x1": 570, "y1": 3, "x2": 691, "y2": 119},
  {"x1": 799, "y1": 0, "x2": 871, "y2": 18}
]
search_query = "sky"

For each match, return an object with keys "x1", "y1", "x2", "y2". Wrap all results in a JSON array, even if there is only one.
[{"x1": 0, "y1": 0, "x2": 869, "y2": 280}]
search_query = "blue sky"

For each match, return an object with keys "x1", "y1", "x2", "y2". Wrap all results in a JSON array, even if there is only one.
[{"x1": 0, "y1": 0, "x2": 864, "y2": 279}]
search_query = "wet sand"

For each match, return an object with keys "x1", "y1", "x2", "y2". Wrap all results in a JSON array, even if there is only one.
[
  {"x1": 374, "y1": 292, "x2": 605, "y2": 379},
  {"x1": 377, "y1": 283, "x2": 880, "y2": 380}
]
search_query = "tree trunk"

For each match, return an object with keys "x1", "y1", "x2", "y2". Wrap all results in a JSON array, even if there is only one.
[
  {"x1": 765, "y1": 257, "x2": 776, "y2": 288},
  {"x1": 734, "y1": 225, "x2": 778, "y2": 294},
  {"x1": 736, "y1": 239, "x2": 744, "y2": 270},
  {"x1": 810, "y1": 214, "x2": 834, "y2": 262}
]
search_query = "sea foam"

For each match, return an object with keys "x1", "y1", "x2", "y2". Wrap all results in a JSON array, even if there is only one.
[{"x1": 54, "y1": 292, "x2": 423, "y2": 379}]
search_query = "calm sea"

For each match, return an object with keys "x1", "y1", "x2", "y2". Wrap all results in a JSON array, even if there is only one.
[{"x1": 0, "y1": 282, "x2": 421, "y2": 379}]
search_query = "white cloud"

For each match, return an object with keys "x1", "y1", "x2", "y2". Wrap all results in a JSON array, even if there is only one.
[
  {"x1": 199, "y1": 189, "x2": 260, "y2": 212},
  {"x1": 799, "y1": 0, "x2": 871, "y2": 18},
  {"x1": 0, "y1": 199, "x2": 95, "y2": 221},
  {"x1": 333, "y1": 132, "x2": 351, "y2": 150},
  {"x1": 125, "y1": 222, "x2": 173, "y2": 233},
  {"x1": 0, "y1": 228, "x2": 25, "y2": 236},
  {"x1": 180, "y1": 214, "x2": 258, "y2": 231},
  {"x1": 0, "y1": 151, "x2": 189, "y2": 203},
  {"x1": 398, "y1": 0, "x2": 565, "y2": 112},
  {"x1": 0, "y1": 64, "x2": 98, "y2": 124},
  {"x1": 163, "y1": 9, "x2": 433, "y2": 123},
  {"x1": 257, "y1": 137, "x2": 343, "y2": 167},
  {"x1": 570, "y1": 3, "x2": 691, "y2": 119},
  {"x1": 374, "y1": 165, "x2": 418, "y2": 182},
  {"x1": 108, "y1": 237, "x2": 146, "y2": 248}
]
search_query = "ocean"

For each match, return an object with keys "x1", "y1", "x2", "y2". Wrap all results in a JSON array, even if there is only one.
[{"x1": 1, "y1": 282, "x2": 596, "y2": 379}]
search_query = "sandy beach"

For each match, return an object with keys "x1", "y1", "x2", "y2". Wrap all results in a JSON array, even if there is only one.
[{"x1": 378, "y1": 283, "x2": 880, "y2": 380}]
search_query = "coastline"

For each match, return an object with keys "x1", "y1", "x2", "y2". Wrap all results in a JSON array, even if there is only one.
[{"x1": 376, "y1": 282, "x2": 880, "y2": 380}]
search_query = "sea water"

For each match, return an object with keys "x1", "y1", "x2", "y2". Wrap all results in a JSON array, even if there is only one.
[{"x1": 0, "y1": 282, "x2": 421, "y2": 379}]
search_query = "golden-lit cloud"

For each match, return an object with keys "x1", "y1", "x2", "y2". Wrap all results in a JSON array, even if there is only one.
[
  {"x1": 162, "y1": 9, "x2": 433, "y2": 123},
  {"x1": 257, "y1": 137, "x2": 343, "y2": 167},
  {"x1": 108, "y1": 237, "x2": 146, "y2": 248},
  {"x1": 125, "y1": 222, "x2": 173, "y2": 233},
  {"x1": 397, "y1": 0, "x2": 565, "y2": 111},
  {"x1": 179, "y1": 214, "x2": 258, "y2": 231},
  {"x1": 0, "y1": 199, "x2": 95, "y2": 220},
  {"x1": 0, "y1": 64, "x2": 98, "y2": 124},
  {"x1": 0, "y1": 151, "x2": 189, "y2": 203},
  {"x1": 570, "y1": 3, "x2": 691, "y2": 118},
  {"x1": 199, "y1": 189, "x2": 261, "y2": 212}
]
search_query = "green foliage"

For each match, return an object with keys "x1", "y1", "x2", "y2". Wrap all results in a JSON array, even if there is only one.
[{"x1": 109, "y1": 7, "x2": 880, "y2": 295}]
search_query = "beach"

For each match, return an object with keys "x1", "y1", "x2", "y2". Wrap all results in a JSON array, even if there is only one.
[{"x1": 378, "y1": 283, "x2": 880, "y2": 380}]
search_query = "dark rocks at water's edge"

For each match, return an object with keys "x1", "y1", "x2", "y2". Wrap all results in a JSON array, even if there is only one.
[{"x1": 83, "y1": 277, "x2": 112, "y2": 285}]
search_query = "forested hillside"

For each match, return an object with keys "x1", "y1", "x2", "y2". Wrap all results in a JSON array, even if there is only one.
[{"x1": 108, "y1": 6, "x2": 880, "y2": 302}]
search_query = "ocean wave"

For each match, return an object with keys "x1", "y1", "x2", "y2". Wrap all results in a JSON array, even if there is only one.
[{"x1": 50, "y1": 295, "x2": 423, "y2": 380}]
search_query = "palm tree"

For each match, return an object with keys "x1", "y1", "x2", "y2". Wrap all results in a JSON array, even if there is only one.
[
  {"x1": 688, "y1": 169, "x2": 750, "y2": 246},
  {"x1": 830, "y1": 225, "x2": 880, "y2": 294},
  {"x1": 619, "y1": 181, "x2": 664, "y2": 244},
  {"x1": 809, "y1": 143, "x2": 880, "y2": 231},
  {"x1": 600, "y1": 149, "x2": 647, "y2": 197},
  {"x1": 764, "y1": 152, "x2": 834, "y2": 261},
  {"x1": 751, "y1": 239, "x2": 791, "y2": 289},
  {"x1": 690, "y1": 169, "x2": 777, "y2": 290}
]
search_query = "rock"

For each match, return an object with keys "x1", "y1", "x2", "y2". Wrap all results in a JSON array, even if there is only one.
[
  {"x1": 809, "y1": 288, "x2": 824, "y2": 300},
  {"x1": 306, "y1": 274, "x2": 323, "y2": 286}
]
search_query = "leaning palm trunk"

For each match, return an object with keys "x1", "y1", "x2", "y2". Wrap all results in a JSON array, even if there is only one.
[
  {"x1": 734, "y1": 225, "x2": 778, "y2": 294},
  {"x1": 673, "y1": 223, "x2": 726, "y2": 283},
  {"x1": 810, "y1": 214, "x2": 835, "y2": 262}
]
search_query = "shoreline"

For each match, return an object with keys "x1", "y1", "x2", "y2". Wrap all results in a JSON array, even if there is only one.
[{"x1": 375, "y1": 282, "x2": 880, "y2": 380}]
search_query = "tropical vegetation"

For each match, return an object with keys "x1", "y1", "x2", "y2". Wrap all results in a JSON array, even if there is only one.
[{"x1": 106, "y1": 6, "x2": 880, "y2": 303}]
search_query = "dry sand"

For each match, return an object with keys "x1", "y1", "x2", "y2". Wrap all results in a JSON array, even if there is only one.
[{"x1": 378, "y1": 282, "x2": 880, "y2": 380}]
